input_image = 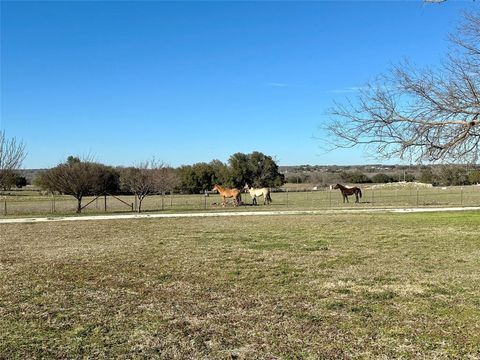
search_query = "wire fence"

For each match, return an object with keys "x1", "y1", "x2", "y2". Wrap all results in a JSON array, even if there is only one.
[{"x1": 2, "y1": 186, "x2": 480, "y2": 217}]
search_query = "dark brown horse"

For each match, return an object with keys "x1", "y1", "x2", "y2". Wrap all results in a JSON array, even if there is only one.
[{"x1": 332, "y1": 183, "x2": 362, "y2": 203}]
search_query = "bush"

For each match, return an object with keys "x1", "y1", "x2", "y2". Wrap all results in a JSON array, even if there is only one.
[
  {"x1": 469, "y1": 170, "x2": 480, "y2": 185},
  {"x1": 371, "y1": 173, "x2": 393, "y2": 183},
  {"x1": 340, "y1": 170, "x2": 372, "y2": 184}
]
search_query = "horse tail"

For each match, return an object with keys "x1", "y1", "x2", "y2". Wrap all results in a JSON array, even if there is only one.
[{"x1": 358, "y1": 188, "x2": 362, "y2": 198}]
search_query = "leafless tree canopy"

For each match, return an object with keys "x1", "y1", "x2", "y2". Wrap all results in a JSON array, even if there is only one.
[
  {"x1": 120, "y1": 160, "x2": 175, "y2": 212},
  {"x1": 37, "y1": 157, "x2": 109, "y2": 213},
  {"x1": 326, "y1": 12, "x2": 480, "y2": 163},
  {"x1": 0, "y1": 131, "x2": 26, "y2": 172}
]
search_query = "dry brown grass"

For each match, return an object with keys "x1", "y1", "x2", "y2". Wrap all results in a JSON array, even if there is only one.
[{"x1": 1, "y1": 212, "x2": 480, "y2": 359}]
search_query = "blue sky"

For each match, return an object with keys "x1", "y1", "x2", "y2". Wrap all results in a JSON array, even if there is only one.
[{"x1": 1, "y1": 1, "x2": 478, "y2": 168}]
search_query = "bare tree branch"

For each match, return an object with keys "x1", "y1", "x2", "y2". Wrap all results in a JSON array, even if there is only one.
[
  {"x1": 0, "y1": 130, "x2": 26, "y2": 172},
  {"x1": 325, "y1": 12, "x2": 480, "y2": 164},
  {"x1": 120, "y1": 159, "x2": 171, "y2": 212}
]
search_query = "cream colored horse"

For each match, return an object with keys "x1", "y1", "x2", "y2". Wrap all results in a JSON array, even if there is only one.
[{"x1": 244, "y1": 184, "x2": 272, "y2": 205}]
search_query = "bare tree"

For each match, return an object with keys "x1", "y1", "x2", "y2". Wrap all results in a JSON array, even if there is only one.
[
  {"x1": 120, "y1": 160, "x2": 165, "y2": 213},
  {"x1": 37, "y1": 156, "x2": 109, "y2": 213},
  {"x1": 155, "y1": 166, "x2": 179, "y2": 194},
  {"x1": 325, "y1": 12, "x2": 480, "y2": 163},
  {"x1": 0, "y1": 131, "x2": 26, "y2": 189}
]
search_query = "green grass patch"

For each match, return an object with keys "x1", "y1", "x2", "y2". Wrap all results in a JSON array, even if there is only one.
[{"x1": 1, "y1": 211, "x2": 480, "y2": 358}]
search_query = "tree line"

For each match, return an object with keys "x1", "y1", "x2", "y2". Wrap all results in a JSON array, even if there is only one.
[
  {"x1": 286, "y1": 167, "x2": 480, "y2": 187},
  {"x1": 32, "y1": 152, "x2": 284, "y2": 213}
]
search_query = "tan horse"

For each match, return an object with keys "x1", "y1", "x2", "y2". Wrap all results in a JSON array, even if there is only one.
[
  {"x1": 213, "y1": 184, "x2": 242, "y2": 207},
  {"x1": 244, "y1": 184, "x2": 272, "y2": 205}
]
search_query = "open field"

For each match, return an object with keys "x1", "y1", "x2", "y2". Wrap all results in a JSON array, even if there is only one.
[
  {"x1": 1, "y1": 212, "x2": 480, "y2": 358},
  {"x1": 2, "y1": 185, "x2": 480, "y2": 217}
]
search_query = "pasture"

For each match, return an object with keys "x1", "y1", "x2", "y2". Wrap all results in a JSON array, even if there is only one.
[
  {"x1": 1, "y1": 211, "x2": 480, "y2": 358},
  {"x1": 2, "y1": 185, "x2": 480, "y2": 217}
]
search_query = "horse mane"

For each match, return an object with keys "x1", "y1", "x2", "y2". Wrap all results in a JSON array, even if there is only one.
[{"x1": 213, "y1": 184, "x2": 225, "y2": 191}]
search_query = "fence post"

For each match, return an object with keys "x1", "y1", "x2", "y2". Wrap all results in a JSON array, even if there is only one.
[
  {"x1": 162, "y1": 192, "x2": 165, "y2": 211},
  {"x1": 460, "y1": 187, "x2": 463, "y2": 206},
  {"x1": 3, "y1": 198, "x2": 6, "y2": 216},
  {"x1": 286, "y1": 189, "x2": 289, "y2": 207},
  {"x1": 104, "y1": 194, "x2": 107, "y2": 212},
  {"x1": 329, "y1": 190, "x2": 332, "y2": 208},
  {"x1": 416, "y1": 189, "x2": 419, "y2": 206},
  {"x1": 204, "y1": 193, "x2": 207, "y2": 210}
]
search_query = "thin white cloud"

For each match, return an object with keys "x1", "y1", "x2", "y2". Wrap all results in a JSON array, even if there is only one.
[
  {"x1": 265, "y1": 82, "x2": 289, "y2": 87},
  {"x1": 328, "y1": 86, "x2": 366, "y2": 94}
]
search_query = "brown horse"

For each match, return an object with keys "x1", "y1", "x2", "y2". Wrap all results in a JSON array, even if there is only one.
[
  {"x1": 332, "y1": 183, "x2": 362, "y2": 203},
  {"x1": 213, "y1": 184, "x2": 242, "y2": 207}
]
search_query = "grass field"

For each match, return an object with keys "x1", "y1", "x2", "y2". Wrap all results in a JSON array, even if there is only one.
[
  {"x1": 2, "y1": 185, "x2": 480, "y2": 216},
  {"x1": 1, "y1": 211, "x2": 480, "y2": 358}
]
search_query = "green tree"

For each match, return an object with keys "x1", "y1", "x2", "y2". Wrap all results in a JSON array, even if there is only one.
[
  {"x1": 340, "y1": 170, "x2": 371, "y2": 184},
  {"x1": 371, "y1": 173, "x2": 393, "y2": 184},
  {"x1": 95, "y1": 166, "x2": 121, "y2": 195},
  {"x1": 228, "y1": 151, "x2": 284, "y2": 188},
  {"x1": 228, "y1": 152, "x2": 253, "y2": 188},
  {"x1": 177, "y1": 166, "x2": 194, "y2": 194},
  {"x1": 15, "y1": 175, "x2": 27, "y2": 188},
  {"x1": 176, "y1": 153, "x2": 284, "y2": 192},
  {"x1": 469, "y1": 170, "x2": 480, "y2": 185},
  {"x1": 419, "y1": 168, "x2": 435, "y2": 185},
  {"x1": 192, "y1": 162, "x2": 216, "y2": 192},
  {"x1": 249, "y1": 151, "x2": 284, "y2": 187},
  {"x1": 177, "y1": 163, "x2": 217, "y2": 194},
  {"x1": 439, "y1": 166, "x2": 469, "y2": 186},
  {"x1": 209, "y1": 160, "x2": 233, "y2": 187}
]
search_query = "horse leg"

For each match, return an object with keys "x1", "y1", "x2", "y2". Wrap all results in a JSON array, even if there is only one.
[
  {"x1": 345, "y1": 194, "x2": 349, "y2": 203},
  {"x1": 253, "y1": 196, "x2": 257, "y2": 206},
  {"x1": 355, "y1": 192, "x2": 359, "y2": 203},
  {"x1": 222, "y1": 196, "x2": 226, "y2": 207}
]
